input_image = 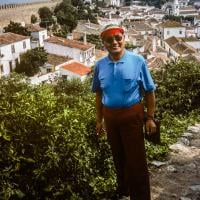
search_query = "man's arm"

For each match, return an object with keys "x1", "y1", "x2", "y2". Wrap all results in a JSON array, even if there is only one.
[
  {"x1": 145, "y1": 91, "x2": 156, "y2": 134},
  {"x1": 95, "y1": 91, "x2": 104, "y2": 136}
]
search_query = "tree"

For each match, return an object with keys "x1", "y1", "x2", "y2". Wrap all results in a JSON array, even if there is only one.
[
  {"x1": 4, "y1": 21, "x2": 29, "y2": 36},
  {"x1": 15, "y1": 47, "x2": 48, "y2": 76},
  {"x1": 54, "y1": 0, "x2": 78, "y2": 33},
  {"x1": 163, "y1": 15, "x2": 182, "y2": 22},
  {"x1": 31, "y1": 14, "x2": 37, "y2": 24},
  {"x1": 152, "y1": 58, "x2": 200, "y2": 115},
  {"x1": 38, "y1": 7, "x2": 54, "y2": 28},
  {"x1": 71, "y1": 0, "x2": 84, "y2": 7}
]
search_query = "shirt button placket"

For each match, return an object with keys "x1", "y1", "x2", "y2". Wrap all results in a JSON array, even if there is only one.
[{"x1": 113, "y1": 62, "x2": 117, "y2": 78}]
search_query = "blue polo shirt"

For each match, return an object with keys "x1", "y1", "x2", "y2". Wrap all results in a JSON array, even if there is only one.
[{"x1": 92, "y1": 50, "x2": 156, "y2": 108}]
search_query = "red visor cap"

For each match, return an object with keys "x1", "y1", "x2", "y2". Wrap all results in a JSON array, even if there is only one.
[{"x1": 100, "y1": 27, "x2": 124, "y2": 39}]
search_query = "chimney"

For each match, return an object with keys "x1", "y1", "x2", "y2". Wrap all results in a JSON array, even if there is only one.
[{"x1": 84, "y1": 32, "x2": 87, "y2": 45}]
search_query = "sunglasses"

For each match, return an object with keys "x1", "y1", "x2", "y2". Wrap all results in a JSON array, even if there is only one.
[{"x1": 104, "y1": 35, "x2": 123, "y2": 44}]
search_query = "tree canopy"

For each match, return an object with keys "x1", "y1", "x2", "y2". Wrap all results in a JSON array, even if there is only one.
[
  {"x1": 38, "y1": 7, "x2": 54, "y2": 28},
  {"x1": 15, "y1": 47, "x2": 48, "y2": 76},
  {"x1": 31, "y1": 14, "x2": 38, "y2": 24},
  {"x1": 4, "y1": 21, "x2": 30, "y2": 36},
  {"x1": 54, "y1": 1, "x2": 78, "y2": 33}
]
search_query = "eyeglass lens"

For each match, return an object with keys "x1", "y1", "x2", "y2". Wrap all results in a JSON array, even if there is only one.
[{"x1": 105, "y1": 35, "x2": 123, "y2": 44}]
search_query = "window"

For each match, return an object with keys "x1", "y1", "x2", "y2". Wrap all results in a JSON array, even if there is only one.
[
  {"x1": 0, "y1": 65, "x2": 3, "y2": 74},
  {"x1": 47, "y1": 68, "x2": 52, "y2": 73},
  {"x1": 23, "y1": 41, "x2": 26, "y2": 49},
  {"x1": 179, "y1": 30, "x2": 182, "y2": 34},
  {"x1": 62, "y1": 75, "x2": 68, "y2": 79},
  {"x1": 11, "y1": 45, "x2": 15, "y2": 53},
  {"x1": 9, "y1": 61, "x2": 12, "y2": 72}
]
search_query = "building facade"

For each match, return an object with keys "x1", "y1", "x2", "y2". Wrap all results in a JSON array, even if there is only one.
[
  {"x1": 44, "y1": 36, "x2": 95, "y2": 66},
  {"x1": 0, "y1": 32, "x2": 31, "y2": 76}
]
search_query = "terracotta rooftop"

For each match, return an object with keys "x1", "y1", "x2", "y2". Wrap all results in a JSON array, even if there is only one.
[
  {"x1": 183, "y1": 53, "x2": 200, "y2": 63},
  {"x1": 181, "y1": 37, "x2": 199, "y2": 42},
  {"x1": 128, "y1": 28, "x2": 138, "y2": 35},
  {"x1": 159, "y1": 20, "x2": 183, "y2": 28},
  {"x1": 165, "y1": 36, "x2": 180, "y2": 46},
  {"x1": 45, "y1": 36, "x2": 94, "y2": 51},
  {"x1": 128, "y1": 21, "x2": 154, "y2": 31},
  {"x1": 165, "y1": 36, "x2": 196, "y2": 55},
  {"x1": 0, "y1": 32, "x2": 29, "y2": 46},
  {"x1": 61, "y1": 61, "x2": 91, "y2": 76},
  {"x1": 148, "y1": 57, "x2": 165, "y2": 69}
]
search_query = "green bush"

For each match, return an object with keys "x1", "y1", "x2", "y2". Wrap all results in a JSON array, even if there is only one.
[
  {"x1": 0, "y1": 74, "x2": 115, "y2": 199},
  {"x1": 152, "y1": 58, "x2": 200, "y2": 115},
  {"x1": 144, "y1": 58, "x2": 200, "y2": 160},
  {"x1": 1, "y1": 57, "x2": 200, "y2": 199}
]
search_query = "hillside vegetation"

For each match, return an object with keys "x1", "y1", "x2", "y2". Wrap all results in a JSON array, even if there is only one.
[{"x1": 0, "y1": 58, "x2": 200, "y2": 199}]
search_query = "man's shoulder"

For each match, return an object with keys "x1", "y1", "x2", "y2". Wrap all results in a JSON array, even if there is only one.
[
  {"x1": 125, "y1": 50, "x2": 145, "y2": 62},
  {"x1": 95, "y1": 55, "x2": 109, "y2": 67}
]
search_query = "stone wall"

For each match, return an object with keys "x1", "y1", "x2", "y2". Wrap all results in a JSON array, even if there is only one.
[{"x1": 0, "y1": 1, "x2": 61, "y2": 28}]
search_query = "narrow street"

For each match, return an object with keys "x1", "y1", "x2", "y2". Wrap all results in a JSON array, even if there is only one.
[{"x1": 151, "y1": 124, "x2": 200, "y2": 200}]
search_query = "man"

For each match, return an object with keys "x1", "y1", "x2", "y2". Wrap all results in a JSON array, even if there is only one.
[{"x1": 92, "y1": 24, "x2": 156, "y2": 200}]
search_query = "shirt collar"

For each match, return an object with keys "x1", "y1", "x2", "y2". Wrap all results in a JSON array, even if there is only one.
[{"x1": 107, "y1": 50, "x2": 127, "y2": 64}]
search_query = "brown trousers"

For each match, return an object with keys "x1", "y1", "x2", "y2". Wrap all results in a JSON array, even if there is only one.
[{"x1": 103, "y1": 103, "x2": 151, "y2": 200}]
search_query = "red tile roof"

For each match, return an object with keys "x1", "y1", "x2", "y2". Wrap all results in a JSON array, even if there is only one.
[
  {"x1": 0, "y1": 32, "x2": 29, "y2": 46},
  {"x1": 61, "y1": 61, "x2": 91, "y2": 76},
  {"x1": 45, "y1": 36, "x2": 94, "y2": 51}
]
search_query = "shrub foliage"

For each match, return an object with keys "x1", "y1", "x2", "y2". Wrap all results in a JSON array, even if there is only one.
[
  {"x1": 0, "y1": 58, "x2": 200, "y2": 199},
  {"x1": 0, "y1": 74, "x2": 115, "y2": 199}
]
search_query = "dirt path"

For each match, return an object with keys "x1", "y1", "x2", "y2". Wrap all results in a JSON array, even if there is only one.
[{"x1": 150, "y1": 124, "x2": 200, "y2": 200}]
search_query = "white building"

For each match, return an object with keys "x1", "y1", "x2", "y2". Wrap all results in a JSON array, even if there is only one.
[
  {"x1": 162, "y1": 0, "x2": 190, "y2": 15},
  {"x1": 58, "y1": 60, "x2": 91, "y2": 81},
  {"x1": 158, "y1": 20, "x2": 186, "y2": 40},
  {"x1": 26, "y1": 24, "x2": 48, "y2": 48},
  {"x1": 44, "y1": 36, "x2": 95, "y2": 66},
  {"x1": 0, "y1": 32, "x2": 31, "y2": 76},
  {"x1": 182, "y1": 37, "x2": 200, "y2": 51},
  {"x1": 103, "y1": 0, "x2": 121, "y2": 6}
]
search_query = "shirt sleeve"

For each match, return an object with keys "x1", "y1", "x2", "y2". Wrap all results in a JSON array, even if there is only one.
[
  {"x1": 92, "y1": 63, "x2": 101, "y2": 93},
  {"x1": 140, "y1": 58, "x2": 156, "y2": 92}
]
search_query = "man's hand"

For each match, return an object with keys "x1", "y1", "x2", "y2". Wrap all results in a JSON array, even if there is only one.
[
  {"x1": 145, "y1": 119, "x2": 156, "y2": 135},
  {"x1": 96, "y1": 121, "x2": 105, "y2": 137}
]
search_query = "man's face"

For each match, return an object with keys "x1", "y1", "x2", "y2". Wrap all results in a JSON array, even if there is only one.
[{"x1": 103, "y1": 33, "x2": 125, "y2": 56}]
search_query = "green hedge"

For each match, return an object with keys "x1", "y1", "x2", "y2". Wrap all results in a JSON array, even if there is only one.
[
  {"x1": 0, "y1": 57, "x2": 200, "y2": 199},
  {"x1": 0, "y1": 74, "x2": 115, "y2": 199}
]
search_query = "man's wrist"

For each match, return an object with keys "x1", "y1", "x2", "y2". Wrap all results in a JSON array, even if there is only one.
[{"x1": 147, "y1": 114, "x2": 154, "y2": 120}]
